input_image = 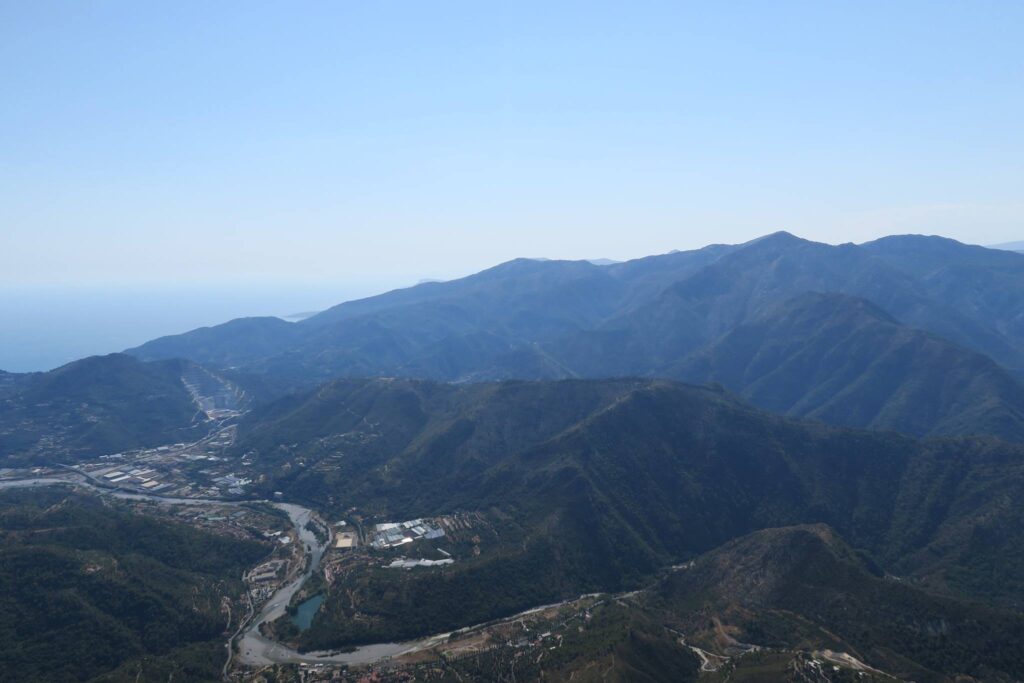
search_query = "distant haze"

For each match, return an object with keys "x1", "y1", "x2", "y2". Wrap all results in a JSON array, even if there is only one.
[{"x1": 0, "y1": 282, "x2": 399, "y2": 372}]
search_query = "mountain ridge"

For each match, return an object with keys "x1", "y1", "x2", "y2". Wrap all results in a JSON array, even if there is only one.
[
  {"x1": 671, "y1": 291, "x2": 1024, "y2": 439},
  {"x1": 646, "y1": 523, "x2": 1024, "y2": 681},
  {"x1": 121, "y1": 233, "x2": 1024, "y2": 444}
]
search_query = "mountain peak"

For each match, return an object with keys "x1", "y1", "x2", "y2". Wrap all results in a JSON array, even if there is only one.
[
  {"x1": 655, "y1": 523, "x2": 874, "y2": 610},
  {"x1": 860, "y1": 233, "x2": 1024, "y2": 273},
  {"x1": 745, "y1": 230, "x2": 808, "y2": 246},
  {"x1": 862, "y1": 233, "x2": 970, "y2": 250},
  {"x1": 470, "y1": 256, "x2": 599, "y2": 279},
  {"x1": 729, "y1": 231, "x2": 822, "y2": 257}
]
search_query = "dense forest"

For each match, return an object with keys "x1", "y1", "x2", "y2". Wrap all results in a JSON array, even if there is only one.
[{"x1": 0, "y1": 488, "x2": 267, "y2": 682}]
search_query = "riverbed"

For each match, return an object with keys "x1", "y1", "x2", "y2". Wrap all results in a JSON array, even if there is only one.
[
  {"x1": 0, "y1": 473, "x2": 595, "y2": 670},
  {"x1": 0, "y1": 474, "x2": 458, "y2": 668}
]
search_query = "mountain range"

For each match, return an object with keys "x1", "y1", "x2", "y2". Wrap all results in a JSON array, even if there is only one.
[
  {"x1": 673, "y1": 292, "x2": 1024, "y2": 439},
  {"x1": 123, "y1": 232, "x2": 1024, "y2": 444},
  {"x1": 8, "y1": 232, "x2": 1024, "y2": 477},
  {"x1": 5, "y1": 232, "x2": 1024, "y2": 680}
]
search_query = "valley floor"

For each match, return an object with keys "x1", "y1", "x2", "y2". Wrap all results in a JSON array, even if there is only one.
[{"x1": 0, "y1": 472, "x2": 901, "y2": 683}]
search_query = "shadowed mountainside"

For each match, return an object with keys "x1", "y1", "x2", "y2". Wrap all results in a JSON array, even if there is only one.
[{"x1": 672, "y1": 292, "x2": 1024, "y2": 439}]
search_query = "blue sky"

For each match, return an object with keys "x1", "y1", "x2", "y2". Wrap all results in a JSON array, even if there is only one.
[{"x1": 2, "y1": 1, "x2": 1022, "y2": 286}]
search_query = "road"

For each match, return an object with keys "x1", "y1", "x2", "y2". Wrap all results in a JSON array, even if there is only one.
[
  {"x1": 233, "y1": 501, "x2": 458, "y2": 666},
  {"x1": 0, "y1": 473, "x2": 596, "y2": 673},
  {"x1": 0, "y1": 475, "x2": 450, "y2": 669}
]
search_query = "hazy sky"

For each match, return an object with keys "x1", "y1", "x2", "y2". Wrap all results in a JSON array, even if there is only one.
[{"x1": 2, "y1": 1, "x2": 1022, "y2": 286}]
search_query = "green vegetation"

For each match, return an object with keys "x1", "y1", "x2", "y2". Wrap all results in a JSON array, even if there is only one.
[
  {"x1": 0, "y1": 487, "x2": 268, "y2": 682},
  {"x1": 648, "y1": 524, "x2": 1024, "y2": 681},
  {"x1": 88, "y1": 642, "x2": 227, "y2": 683},
  {"x1": 298, "y1": 536, "x2": 593, "y2": 649},
  {"x1": 231, "y1": 376, "x2": 1024, "y2": 657},
  {"x1": 533, "y1": 602, "x2": 701, "y2": 682},
  {"x1": 701, "y1": 651, "x2": 897, "y2": 683},
  {"x1": 437, "y1": 602, "x2": 702, "y2": 682},
  {"x1": 0, "y1": 354, "x2": 206, "y2": 465}
]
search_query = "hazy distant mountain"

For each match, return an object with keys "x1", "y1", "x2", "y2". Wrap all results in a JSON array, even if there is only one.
[
  {"x1": 126, "y1": 316, "x2": 303, "y2": 370},
  {"x1": 126, "y1": 233, "x2": 1024, "y2": 442},
  {"x1": 991, "y1": 240, "x2": 1024, "y2": 252},
  {"x1": 564, "y1": 232, "x2": 1024, "y2": 377},
  {"x1": 231, "y1": 377, "x2": 1024, "y2": 650},
  {"x1": 672, "y1": 292, "x2": 1024, "y2": 440},
  {"x1": 129, "y1": 245, "x2": 732, "y2": 383}
]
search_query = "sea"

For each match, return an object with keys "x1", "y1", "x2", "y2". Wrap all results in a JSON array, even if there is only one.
[{"x1": 0, "y1": 282, "x2": 398, "y2": 373}]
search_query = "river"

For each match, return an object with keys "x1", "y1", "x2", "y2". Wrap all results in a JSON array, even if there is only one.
[
  {"x1": 0, "y1": 475, "x2": 459, "y2": 668},
  {"x1": 234, "y1": 497, "x2": 452, "y2": 666},
  {"x1": 2, "y1": 475, "x2": 597, "y2": 670}
]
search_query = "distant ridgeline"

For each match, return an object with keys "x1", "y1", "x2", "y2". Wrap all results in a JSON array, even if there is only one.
[
  {"x1": 126, "y1": 232, "x2": 1024, "y2": 443},
  {"x1": 7, "y1": 233, "x2": 1024, "y2": 466},
  {"x1": 5, "y1": 233, "x2": 1024, "y2": 681}
]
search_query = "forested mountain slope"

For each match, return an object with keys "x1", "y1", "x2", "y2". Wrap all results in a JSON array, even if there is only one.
[
  {"x1": 645, "y1": 524, "x2": 1024, "y2": 682},
  {"x1": 672, "y1": 292, "x2": 1024, "y2": 439},
  {"x1": 0, "y1": 488, "x2": 267, "y2": 682},
  {"x1": 231, "y1": 378, "x2": 1024, "y2": 650},
  {"x1": 0, "y1": 354, "x2": 215, "y2": 465}
]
